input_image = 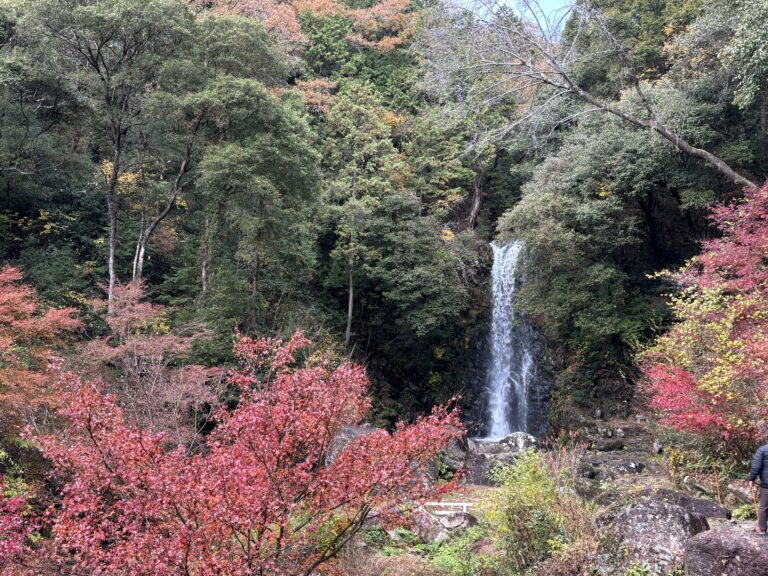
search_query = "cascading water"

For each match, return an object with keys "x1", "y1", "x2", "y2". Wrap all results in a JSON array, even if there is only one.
[{"x1": 485, "y1": 240, "x2": 534, "y2": 440}]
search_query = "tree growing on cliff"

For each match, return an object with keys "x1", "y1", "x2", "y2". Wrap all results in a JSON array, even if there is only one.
[
  {"x1": 642, "y1": 182, "x2": 768, "y2": 456},
  {"x1": 1, "y1": 332, "x2": 463, "y2": 575}
]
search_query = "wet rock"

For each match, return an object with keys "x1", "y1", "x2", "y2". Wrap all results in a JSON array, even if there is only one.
[
  {"x1": 601, "y1": 500, "x2": 708, "y2": 575},
  {"x1": 498, "y1": 432, "x2": 537, "y2": 452},
  {"x1": 685, "y1": 523, "x2": 768, "y2": 576}
]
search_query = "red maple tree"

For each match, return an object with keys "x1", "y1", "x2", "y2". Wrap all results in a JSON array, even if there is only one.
[
  {"x1": 642, "y1": 183, "x2": 768, "y2": 454},
  {"x1": 2, "y1": 332, "x2": 462, "y2": 575},
  {"x1": 0, "y1": 266, "x2": 80, "y2": 435},
  {"x1": 81, "y1": 281, "x2": 222, "y2": 447}
]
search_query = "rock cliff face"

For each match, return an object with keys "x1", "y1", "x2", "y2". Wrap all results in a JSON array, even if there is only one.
[
  {"x1": 464, "y1": 319, "x2": 550, "y2": 439},
  {"x1": 517, "y1": 319, "x2": 550, "y2": 438}
]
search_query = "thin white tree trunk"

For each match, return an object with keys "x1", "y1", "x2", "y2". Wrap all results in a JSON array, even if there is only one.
[{"x1": 345, "y1": 272, "x2": 354, "y2": 348}]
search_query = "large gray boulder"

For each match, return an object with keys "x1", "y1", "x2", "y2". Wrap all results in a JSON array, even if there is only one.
[
  {"x1": 409, "y1": 509, "x2": 478, "y2": 544},
  {"x1": 498, "y1": 431, "x2": 538, "y2": 452},
  {"x1": 685, "y1": 523, "x2": 768, "y2": 576},
  {"x1": 599, "y1": 500, "x2": 709, "y2": 575}
]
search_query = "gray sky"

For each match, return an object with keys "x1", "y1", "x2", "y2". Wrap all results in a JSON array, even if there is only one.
[{"x1": 538, "y1": 0, "x2": 570, "y2": 13}]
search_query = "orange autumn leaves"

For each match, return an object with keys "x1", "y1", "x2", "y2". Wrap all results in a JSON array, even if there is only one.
[
  {"x1": 195, "y1": 0, "x2": 415, "y2": 51},
  {"x1": 0, "y1": 267, "x2": 79, "y2": 435}
]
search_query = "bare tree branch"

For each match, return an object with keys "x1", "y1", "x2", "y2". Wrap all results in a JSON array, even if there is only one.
[{"x1": 418, "y1": 0, "x2": 758, "y2": 188}]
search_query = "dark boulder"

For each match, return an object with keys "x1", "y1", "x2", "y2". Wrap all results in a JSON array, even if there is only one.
[
  {"x1": 650, "y1": 489, "x2": 731, "y2": 520},
  {"x1": 594, "y1": 439, "x2": 625, "y2": 452},
  {"x1": 685, "y1": 523, "x2": 768, "y2": 576}
]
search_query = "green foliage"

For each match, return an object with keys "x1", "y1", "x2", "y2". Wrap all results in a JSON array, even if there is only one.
[
  {"x1": 732, "y1": 504, "x2": 756, "y2": 521},
  {"x1": 721, "y1": 0, "x2": 768, "y2": 108},
  {"x1": 624, "y1": 562, "x2": 651, "y2": 576},
  {"x1": 486, "y1": 451, "x2": 564, "y2": 570},
  {"x1": 2, "y1": 0, "x2": 768, "y2": 432},
  {"x1": 426, "y1": 526, "x2": 500, "y2": 576},
  {"x1": 481, "y1": 450, "x2": 598, "y2": 575},
  {"x1": 319, "y1": 81, "x2": 471, "y2": 416},
  {"x1": 300, "y1": 12, "x2": 354, "y2": 77}
]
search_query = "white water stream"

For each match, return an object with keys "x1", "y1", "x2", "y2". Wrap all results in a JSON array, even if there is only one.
[{"x1": 485, "y1": 241, "x2": 533, "y2": 440}]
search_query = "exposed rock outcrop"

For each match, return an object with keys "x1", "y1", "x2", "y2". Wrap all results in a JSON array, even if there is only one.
[
  {"x1": 599, "y1": 500, "x2": 709, "y2": 575},
  {"x1": 649, "y1": 489, "x2": 731, "y2": 520},
  {"x1": 685, "y1": 523, "x2": 768, "y2": 576}
]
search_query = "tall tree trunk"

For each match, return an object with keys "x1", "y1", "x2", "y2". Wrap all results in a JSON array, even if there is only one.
[
  {"x1": 468, "y1": 170, "x2": 485, "y2": 229},
  {"x1": 132, "y1": 214, "x2": 145, "y2": 281},
  {"x1": 345, "y1": 272, "x2": 354, "y2": 349},
  {"x1": 201, "y1": 216, "x2": 210, "y2": 295},
  {"x1": 106, "y1": 156, "x2": 121, "y2": 316},
  {"x1": 131, "y1": 148, "x2": 192, "y2": 281}
]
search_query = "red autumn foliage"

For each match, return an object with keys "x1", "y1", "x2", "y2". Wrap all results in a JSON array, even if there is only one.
[
  {"x1": 1, "y1": 332, "x2": 463, "y2": 575},
  {"x1": 81, "y1": 281, "x2": 222, "y2": 447},
  {"x1": 0, "y1": 485, "x2": 30, "y2": 568},
  {"x1": 0, "y1": 266, "x2": 80, "y2": 434},
  {"x1": 642, "y1": 183, "x2": 768, "y2": 453}
]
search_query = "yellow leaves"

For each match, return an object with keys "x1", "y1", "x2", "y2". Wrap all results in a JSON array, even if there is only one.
[
  {"x1": 381, "y1": 110, "x2": 405, "y2": 128},
  {"x1": 440, "y1": 228, "x2": 455, "y2": 243},
  {"x1": 100, "y1": 161, "x2": 142, "y2": 196},
  {"x1": 151, "y1": 315, "x2": 172, "y2": 335},
  {"x1": 63, "y1": 291, "x2": 92, "y2": 308},
  {"x1": 428, "y1": 371, "x2": 442, "y2": 386}
]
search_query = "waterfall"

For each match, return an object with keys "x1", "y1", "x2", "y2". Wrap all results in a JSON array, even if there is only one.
[{"x1": 485, "y1": 240, "x2": 533, "y2": 440}]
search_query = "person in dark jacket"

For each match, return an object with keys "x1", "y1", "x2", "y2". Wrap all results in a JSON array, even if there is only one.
[{"x1": 748, "y1": 443, "x2": 768, "y2": 534}]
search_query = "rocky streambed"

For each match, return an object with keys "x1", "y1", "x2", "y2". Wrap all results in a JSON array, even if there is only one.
[{"x1": 421, "y1": 420, "x2": 768, "y2": 575}]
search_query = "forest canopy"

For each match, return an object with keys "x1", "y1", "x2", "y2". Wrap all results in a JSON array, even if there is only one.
[{"x1": 0, "y1": 0, "x2": 767, "y2": 572}]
